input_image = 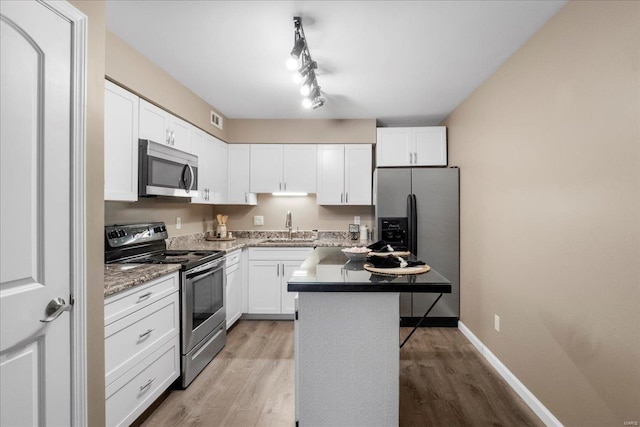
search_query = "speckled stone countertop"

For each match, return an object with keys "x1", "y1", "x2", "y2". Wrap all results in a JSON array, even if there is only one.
[
  {"x1": 105, "y1": 231, "x2": 369, "y2": 298},
  {"x1": 104, "y1": 264, "x2": 181, "y2": 298}
]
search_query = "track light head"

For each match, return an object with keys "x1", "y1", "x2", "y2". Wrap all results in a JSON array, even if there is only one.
[
  {"x1": 297, "y1": 60, "x2": 317, "y2": 77},
  {"x1": 311, "y1": 98, "x2": 325, "y2": 110},
  {"x1": 290, "y1": 37, "x2": 305, "y2": 59}
]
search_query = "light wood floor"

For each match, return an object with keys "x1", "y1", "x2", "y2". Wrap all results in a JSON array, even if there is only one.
[{"x1": 141, "y1": 320, "x2": 543, "y2": 427}]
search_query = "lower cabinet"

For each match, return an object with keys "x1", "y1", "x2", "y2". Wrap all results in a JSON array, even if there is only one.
[
  {"x1": 104, "y1": 272, "x2": 180, "y2": 427},
  {"x1": 225, "y1": 249, "x2": 243, "y2": 328},
  {"x1": 247, "y1": 247, "x2": 313, "y2": 315}
]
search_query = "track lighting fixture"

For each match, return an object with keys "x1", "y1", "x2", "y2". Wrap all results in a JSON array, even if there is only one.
[{"x1": 287, "y1": 16, "x2": 324, "y2": 110}]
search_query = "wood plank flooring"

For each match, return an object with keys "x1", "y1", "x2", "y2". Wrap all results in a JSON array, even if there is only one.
[{"x1": 141, "y1": 320, "x2": 543, "y2": 427}]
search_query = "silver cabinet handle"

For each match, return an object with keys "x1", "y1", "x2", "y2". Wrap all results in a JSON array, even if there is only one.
[
  {"x1": 346, "y1": 193, "x2": 349, "y2": 203},
  {"x1": 137, "y1": 292, "x2": 152, "y2": 301},
  {"x1": 166, "y1": 129, "x2": 171, "y2": 145},
  {"x1": 409, "y1": 152, "x2": 413, "y2": 164},
  {"x1": 276, "y1": 264, "x2": 279, "y2": 276},
  {"x1": 279, "y1": 182, "x2": 282, "y2": 191},
  {"x1": 245, "y1": 193, "x2": 248, "y2": 203},
  {"x1": 139, "y1": 377, "x2": 156, "y2": 391},
  {"x1": 414, "y1": 152, "x2": 417, "y2": 164},
  {"x1": 40, "y1": 297, "x2": 72, "y2": 322},
  {"x1": 139, "y1": 328, "x2": 155, "y2": 339},
  {"x1": 284, "y1": 182, "x2": 287, "y2": 191},
  {"x1": 170, "y1": 130, "x2": 175, "y2": 146},
  {"x1": 341, "y1": 193, "x2": 344, "y2": 203}
]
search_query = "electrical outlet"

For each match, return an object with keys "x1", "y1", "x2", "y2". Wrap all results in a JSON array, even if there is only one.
[
  {"x1": 253, "y1": 215, "x2": 264, "y2": 226},
  {"x1": 176, "y1": 217, "x2": 181, "y2": 229},
  {"x1": 494, "y1": 314, "x2": 500, "y2": 332}
]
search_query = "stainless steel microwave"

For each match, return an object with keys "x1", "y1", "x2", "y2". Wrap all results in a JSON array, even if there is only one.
[{"x1": 138, "y1": 139, "x2": 198, "y2": 198}]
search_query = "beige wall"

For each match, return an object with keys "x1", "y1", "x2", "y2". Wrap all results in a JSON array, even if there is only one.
[
  {"x1": 70, "y1": 1, "x2": 106, "y2": 426},
  {"x1": 105, "y1": 195, "x2": 374, "y2": 236},
  {"x1": 212, "y1": 194, "x2": 374, "y2": 231},
  {"x1": 227, "y1": 119, "x2": 376, "y2": 144},
  {"x1": 105, "y1": 31, "x2": 228, "y2": 141},
  {"x1": 441, "y1": 2, "x2": 639, "y2": 426},
  {"x1": 105, "y1": 200, "x2": 215, "y2": 236}
]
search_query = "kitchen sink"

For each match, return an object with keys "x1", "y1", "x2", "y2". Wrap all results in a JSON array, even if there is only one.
[{"x1": 260, "y1": 238, "x2": 317, "y2": 244}]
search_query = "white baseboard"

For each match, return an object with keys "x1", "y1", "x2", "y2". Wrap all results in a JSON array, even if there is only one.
[{"x1": 458, "y1": 321, "x2": 563, "y2": 427}]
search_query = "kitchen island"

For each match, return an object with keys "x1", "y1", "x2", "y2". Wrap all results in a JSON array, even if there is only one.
[{"x1": 288, "y1": 247, "x2": 451, "y2": 427}]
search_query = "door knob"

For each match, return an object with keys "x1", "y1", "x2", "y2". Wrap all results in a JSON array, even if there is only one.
[{"x1": 40, "y1": 297, "x2": 72, "y2": 323}]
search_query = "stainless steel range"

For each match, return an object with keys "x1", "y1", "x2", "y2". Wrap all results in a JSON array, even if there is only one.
[{"x1": 105, "y1": 222, "x2": 226, "y2": 388}]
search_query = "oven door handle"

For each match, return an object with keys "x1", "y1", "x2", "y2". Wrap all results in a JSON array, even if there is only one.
[{"x1": 186, "y1": 258, "x2": 224, "y2": 277}]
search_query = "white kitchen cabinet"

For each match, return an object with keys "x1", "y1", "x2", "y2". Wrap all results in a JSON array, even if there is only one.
[
  {"x1": 250, "y1": 144, "x2": 316, "y2": 193},
  {"x1": 211, "y1": 135, "x2": 228, "y2": 203},
  {"x1": 191, "y1": 133, "x2": 228, "y2": 204},
  {"x1": 225, "y1": 250, "x2": 243, "y2": 328},
  {"x1": 104, "y1": 272, "x2": 180, "y2": 427},
  {"x1": 247, "y1": 247, "x2": 313, "y2": 315},
  {"x1": 104, "y1": 80, "x2": 139, "y2": 201},
  {"x1": 317, "y1": 144, "x2": 372, "y2": 205},
  {"x1": 139, "y1": 98, "x2": 191, "y2": 153},
  {"x1": 376, "y1": 126, "x2": 447, "y2": 166},
  {"x1": 227, "y1": 144, "x2": 257, "y2": 205},
  {"x1": 190, "y1": 128, "x2": 210, "y2": 203}
]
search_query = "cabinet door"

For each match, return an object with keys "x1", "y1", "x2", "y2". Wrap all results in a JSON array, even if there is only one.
[
  {"x1": 169, "y1": 115, "x2": 191, "y2": 153},
  {"x1": 283, "y1": 144, "x2": 316, "y2": 193},
  {"x1": 139, "y1": 99, "x2": 170, "y2": 145},
  {"x1": 248, "y1": 261, "x2": 281, "y2": 314},
  {"x1": 211, "y1": 136, "x2": 228, "y2": 203},
  {"x1": 344, "y1": 144, "x2": 372, "y2": 205},
  {"x1": 316, "y1": 145, "x2": 345, "y2": 205},
  {"x1": 226, "y1": 263, "x2": 242, "y2": 328},
  {"x1": 104, "y1": 81, "x2": 139, "y2": 201},
  {"x1": 189, "y1": 128, "x2": 210, "y2": 204},
  {"x1": 413, "y1": 127, "x2": 447, "y2": 166},
  {"x1": 250, "y1": 144, "x2": 283, "y2": 193},
  {"x1": 376, "y1": 128, "x2": 412, "y2": 167},
  {"x1": 227, "y1": 144, "x2": 256, "y2": 205},
  {"x1": 281, "y1": 261, "x2": 303, "y2": 314}
]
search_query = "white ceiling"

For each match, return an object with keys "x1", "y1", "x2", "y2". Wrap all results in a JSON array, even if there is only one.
[{"x1": 106, "y1": 0, "x2": 566, "y2": 126}]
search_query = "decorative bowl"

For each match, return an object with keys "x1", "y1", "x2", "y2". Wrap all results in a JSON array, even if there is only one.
[{"x1": 341, "y1": 247, "x2": 372, "y2": 261}]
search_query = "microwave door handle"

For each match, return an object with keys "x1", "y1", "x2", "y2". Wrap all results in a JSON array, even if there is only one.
[{"x1": 187, "y1": 162, "x2": 195, "y2": 193}]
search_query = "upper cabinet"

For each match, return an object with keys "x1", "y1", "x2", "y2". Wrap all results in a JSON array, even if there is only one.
[
  {"x1": 317, "y1": 144, "x2": 372, "y2": 205},
  {"x1": 139, "y1": 99, "x2": 191, "y2": 154},
  {"x1": 376, "y1": 127, "x2": 447, "y2": 167},
  {"x1": 250, "y1": 144, "x2": 316, "y2": 193},
  {"x1": 191, "y1": 132, "x2": 228, "y2": 204},
  {"x1": 227, "y1": 144, "x2": 257, "y2": 205},
  {"x1": 104, "y1": 80, "x2": 139, "y2": 201}
]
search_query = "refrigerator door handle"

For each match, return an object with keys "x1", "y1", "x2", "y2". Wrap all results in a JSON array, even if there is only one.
[
  {"x1": 407, "y1": 194, "x2": 414, "y2": 253},
  {"x1": 411, "y1": 194, "x2": 418, "y2": 254}
]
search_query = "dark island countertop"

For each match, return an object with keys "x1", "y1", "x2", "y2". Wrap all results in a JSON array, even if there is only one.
[{"x1": 288, "y1": 247, "x2": 451, "y2": 293}]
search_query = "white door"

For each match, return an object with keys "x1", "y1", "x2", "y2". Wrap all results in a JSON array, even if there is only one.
[
  {"x1": 227, "y1": 144, "x2": 252, "y2": 204},
  {"x1": 1, "y1": 1, "x2": 84, "y2": 425},
  {"x1": 413, "y1": 127, "x2": 447, "y2": 166},
  {"x1": 248, "y1": 261, "x2": 281, "y2": 314},
  {"x1": 169, "y1": 115, "x2": 191, "y2": 153},
  {"x1": 211, "y1": 137, "x2": 228, "y2": 203}
]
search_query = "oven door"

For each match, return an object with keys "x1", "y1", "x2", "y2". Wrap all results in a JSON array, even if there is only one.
[{"x1": 182, "y1": 258, "x2": 226, "y2": 354}]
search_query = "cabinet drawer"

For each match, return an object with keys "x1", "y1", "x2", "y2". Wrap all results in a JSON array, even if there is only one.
[
  {"x1": 225, "y1": 249, "x2": 242, "y2": 267},
  {"x1": 106, "y1": 339, "x2": 180, "y2": 427},
  {"x1": 105, "y1": 272, "x2": 178, "y2": 326},
  {"x1": 105, "y1": 293, "x2": 179, "y2": 386},
  {"x1": 249, "y1": 247, "x2": 313, "y2": 261}
]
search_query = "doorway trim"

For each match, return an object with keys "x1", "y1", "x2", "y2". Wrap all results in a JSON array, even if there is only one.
[{"x1": 40, "y1": 1, "x2": 88, "y2": 425}]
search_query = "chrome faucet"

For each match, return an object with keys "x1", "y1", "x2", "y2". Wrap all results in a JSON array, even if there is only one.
[{"x1": 285, "y1": 211, "x2": 292, "y2": 239}]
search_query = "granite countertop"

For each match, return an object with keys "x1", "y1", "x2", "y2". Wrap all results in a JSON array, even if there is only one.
[
  {"x1": 287, "y1": 247, "x2": 452, "y2": 293},
  {"x1": 104, "y1": 263, "x2": 181, "y2": 298},
  {"x1": 104, "y1": 232, "x2": 366, "y2": 298}
]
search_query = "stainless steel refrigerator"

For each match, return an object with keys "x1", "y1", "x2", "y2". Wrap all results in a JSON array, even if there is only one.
[{"x1": 374, "y1": 167, "x2": 459, "y2": 326}]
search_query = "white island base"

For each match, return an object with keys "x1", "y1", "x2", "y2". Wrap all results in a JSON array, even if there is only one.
[{"x1": 295, "y1": 292, "x2": 400, "y2": 427}]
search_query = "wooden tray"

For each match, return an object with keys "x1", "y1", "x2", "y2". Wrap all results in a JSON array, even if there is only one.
[
  {"x1": 364, "y1": 263, "x2": 430, "y2": 276},
  {"x1": 368, "y1": 251, "x2": 411, "y2": 257},
  {"x1": 205, "y1": 236, "x2": 236, "y2": 242}
]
